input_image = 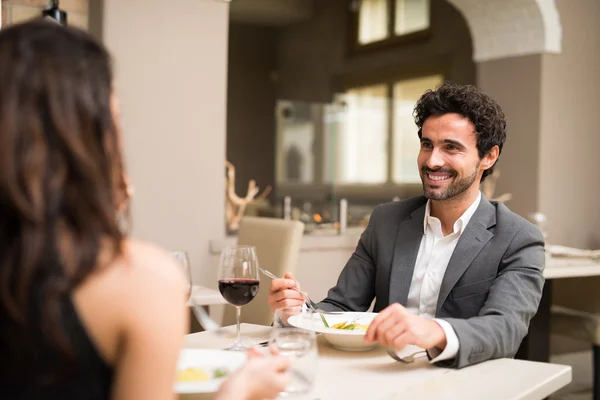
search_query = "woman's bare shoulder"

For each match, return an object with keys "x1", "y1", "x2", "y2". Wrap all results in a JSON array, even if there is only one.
[
  {"x1": 72, "y1": 239, "x2": 187, "y2": 364},
  {"x1": 123, "y1": 239, "x2": 181, "y2": 273},
  {"x1": 108, "y1": 239, "x2": 187, "y2": 303}
]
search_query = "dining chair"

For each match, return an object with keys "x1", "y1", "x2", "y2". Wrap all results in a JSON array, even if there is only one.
[
  {"x1": 551, "y1": 276, "x2": 600, "y2": 400},
  {"x1": 222, "y1": 216, "x2": 304, "y2": 327}
]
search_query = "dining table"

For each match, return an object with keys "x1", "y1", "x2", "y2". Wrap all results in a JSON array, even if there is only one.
[
  {"x1": 189, "y1": 257, "x2": 600, "y2": 364},
  {"x1": 189, "y1": 284, "x2": 228, "y2": 307},
  {"x1": 181, "y1": 323, "x2": 572, "y2": 400},
  {"x1": 186, "y1": 284, "x2": 227, "y2": 333}
]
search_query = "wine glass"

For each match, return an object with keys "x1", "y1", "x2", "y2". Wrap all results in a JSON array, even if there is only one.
[
  {"x1": 218, "y1": 245, "x2": 260, "y2": 351},
  {"x1": 172, "y1": 251, "x2": 192, "y2": 299}
]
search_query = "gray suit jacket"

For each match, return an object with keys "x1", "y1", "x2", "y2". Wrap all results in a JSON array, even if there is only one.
[{"x1": 318, "y1": 195, "x2": 545, "y2": 368}]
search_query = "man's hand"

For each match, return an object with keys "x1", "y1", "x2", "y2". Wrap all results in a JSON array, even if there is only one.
[
  {"x1": 364, "y1": 303, "x2": 447, "y2": 351},
  {"x1": 267, "y1": 272, "x2": 305, "y2": 312}
]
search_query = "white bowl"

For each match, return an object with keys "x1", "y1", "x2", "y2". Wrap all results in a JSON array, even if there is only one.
[
  {"x1": 288, "y1": 311, "x2": 378, "y2": 352},
  {"x1": 174, "y1": 349, "x2": 246, "y2": 394}
]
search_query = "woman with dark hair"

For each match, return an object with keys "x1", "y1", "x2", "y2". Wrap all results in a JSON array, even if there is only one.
[{"x1": 0, "y1": 20, "x2": 289, "y2": 400}]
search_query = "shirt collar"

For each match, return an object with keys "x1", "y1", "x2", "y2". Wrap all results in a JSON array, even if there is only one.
[{"x1": 423, "y1": 191, "x2": 482, "y2": 236}]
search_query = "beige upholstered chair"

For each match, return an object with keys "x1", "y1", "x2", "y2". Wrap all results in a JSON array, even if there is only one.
[
  {"x1": 222, "y1": 216, "x2": 304, "y2": 327},
  {"x1": 551, "y1": 277, "x2": 600, "y2": 399}
]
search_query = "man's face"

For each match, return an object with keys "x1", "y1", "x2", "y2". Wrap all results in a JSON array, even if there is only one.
[{"x1": 417, "y1": 113, "x2": 488, "y2": 201}]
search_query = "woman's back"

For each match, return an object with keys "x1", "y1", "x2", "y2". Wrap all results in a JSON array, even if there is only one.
[
  {"x1": 0, "y1": 293, "x2": 113, "y2": 399},
  {"x1": 0, "y1": 239, "x2": 188, "y2": 400},
  {"x1": 0, "y1": 20, "x2": 188, "y2": 400}
]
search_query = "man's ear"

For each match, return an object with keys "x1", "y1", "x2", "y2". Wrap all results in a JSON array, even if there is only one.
[{"x1": 482, "y1": 145, "x2": 500, "y2": 171}]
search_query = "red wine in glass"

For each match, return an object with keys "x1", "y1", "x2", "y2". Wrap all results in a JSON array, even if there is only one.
[
  {"x1": 218, "y1": 245, "x2": 260, "y2": 351},
  {"x1": 218, "y1": 278, "x2": 260, "y2": 306}
]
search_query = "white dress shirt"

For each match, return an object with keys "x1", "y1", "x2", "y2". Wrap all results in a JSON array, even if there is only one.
[{"x1": 406, "y1": 191, "x2": 482, "y2": 363}]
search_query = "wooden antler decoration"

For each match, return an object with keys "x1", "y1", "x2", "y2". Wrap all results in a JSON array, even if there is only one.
[
  {"x1": 482, "y1": 169, "x2": 512, "y2": 203},
  {"x1": 225, "y1": 161, "x2": 272, "y2": 231}
]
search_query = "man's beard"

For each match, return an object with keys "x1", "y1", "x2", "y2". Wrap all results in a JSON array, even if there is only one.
[{"x1": 421, "y1": 165, "x2": 479, "y2": 201}]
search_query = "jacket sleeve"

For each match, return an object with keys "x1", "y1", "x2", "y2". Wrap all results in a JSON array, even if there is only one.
[{"x1": 317, "y1": 207, "x2": 380, "y2": 312}]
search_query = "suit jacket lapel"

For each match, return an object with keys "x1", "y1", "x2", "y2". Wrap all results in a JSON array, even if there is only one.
[
  {"x1": 435, "y1": 196, "x2": 496, "y2": 314},
  {"x1": 388, "y1": 204, "x2": 426, "y2": 306}
]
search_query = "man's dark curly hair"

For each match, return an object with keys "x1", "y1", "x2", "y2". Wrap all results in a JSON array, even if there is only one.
[{"x1": 413, "y1": 81, "x2": 506, "y2": 182}]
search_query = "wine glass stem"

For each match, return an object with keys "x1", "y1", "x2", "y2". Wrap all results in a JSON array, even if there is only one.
[{"x1": 235, "y1": 306, "x2": 242, "y2": 345}]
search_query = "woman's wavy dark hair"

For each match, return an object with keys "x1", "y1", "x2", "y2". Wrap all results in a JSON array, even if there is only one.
[
  {"x1": 413, "y1": 81, "x2": 507, "y2": 182},
  {"x1": 0, "y1": 20, "x2": 128, "y2": 372}
]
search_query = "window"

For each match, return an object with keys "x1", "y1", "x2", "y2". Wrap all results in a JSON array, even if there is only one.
[
  {"x1": 357, "y1": 0, "x2": 389, "y2": 45},
  {"x1": 352, "y1": 0, "x2": 430, "y2": 50},
  {"x1": 275, "y1": 72, "x2": 443, "y2": 227},
  {"x1": 395, "y1": 0, "x2": 430, "y2": 36},
  {"x1": 325, "y1": 85, "x2": 388, "y2": 184},
  {"x1": 276, "y1": 74, "x2": 443, "y2": 188},
  {"x1": 275, "y1": 101, "x2": 317, "y2": 184},
  {"x1": 326, "y1": 74, "x2": 443, "y2": 185},
  {"x1": 392, "y1": 74, "x2": 442, "y2": 182}
]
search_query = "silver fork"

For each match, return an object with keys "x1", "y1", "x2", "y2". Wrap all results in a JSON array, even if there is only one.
[
  {"x1": 386, "y1": 349, "x2": 427, "y2": 363},
  {"x1": 259, "y1": 267, "x2": 321, "y2": 313}
]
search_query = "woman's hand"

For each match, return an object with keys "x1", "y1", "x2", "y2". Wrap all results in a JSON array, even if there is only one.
[{"x1": 217, "y1": 352, "x2": 291, "y2": 400}]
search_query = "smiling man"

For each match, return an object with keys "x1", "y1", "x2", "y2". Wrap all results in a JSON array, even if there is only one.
[{"x1": 268, "y1": 82, "x2": 545, "y2": 368}]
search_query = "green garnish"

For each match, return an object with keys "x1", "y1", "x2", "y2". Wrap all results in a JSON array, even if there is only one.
[
  {"x1": 319, "y1": 313, "x2": 329, "y2": 328},
  {"x1": 213, "y1": 368, "x2": 229, "y2": 378}
]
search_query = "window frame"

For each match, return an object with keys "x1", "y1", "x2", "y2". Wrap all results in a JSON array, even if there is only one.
[
  {"x1": 347, "y1": 0, "x2": 432, "y2": 55},
  {"x1": 276, "y1": 60, "x2": 448, "y2": 203},
  {"x1": 334, "y1": 59, "x2": 447, "y2": 182}
]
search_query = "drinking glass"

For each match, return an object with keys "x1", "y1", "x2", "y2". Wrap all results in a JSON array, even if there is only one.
[
  {"x1": 218, "y1": 245, "x2": 260, "y2": 351},
  {"x1": 172, "y1": 250, "x2": 192, "y2": 299},
  {"x1": 271, "y1": 307, "x2": 318, "y2": 396}
]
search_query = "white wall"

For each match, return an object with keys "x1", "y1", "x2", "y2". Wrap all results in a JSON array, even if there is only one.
[
  {"x1": 539, "y1": 0, "x2": 600, "y2": 249},
  {"x1": 102, "y1": 0, "x2": 229, "y2": 287}
]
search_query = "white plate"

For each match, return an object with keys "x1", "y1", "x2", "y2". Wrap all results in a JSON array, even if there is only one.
[
  {"x1": 174, "y1": 349, "x2": 246, "y2": 394},
  {"x1": 288, "y1": 311, "x2": 378, "y2": 352}
]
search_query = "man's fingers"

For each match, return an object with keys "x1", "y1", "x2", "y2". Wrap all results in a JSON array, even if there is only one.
[
  {"x1": 391, "y1": 333, "x2": 411, "y2": 350},
  {"x1": 283, "y1": 272, "x2": 301, "y2": 288},
  {"x1": 380, "y1": 322, "x2": 405, "y2": 347},
  {"x1": 365, "y1": 308, "x2": 394, "y2": 341},
  {"x1": 274, "y1": 299, "x2": 305, "y2": 309},
  {"x1": 269, "y1": 289, "x2": 305, "y2": 303},
  {"x1": 364, "y1": 317, "x2": 381, "y2": 342},
  {"x1": 268, "y1": 272, "x2": 304, "y2": 313},
  {"x1": 365, "y1": 303, "x2": 407, "y2": 343},
  {"x1": 365, "y1": 315, "x2": 389, "y2": 342},
  {"x1": 270, "y1": 278, "x2": 297, "y2": 293},
  {"x1": 372, "y1": 315, "x2": 400, "y2": 345},
  {"x1": 268, "y1": 291, "x2": 304, "y2": 312},
  {"x1": 268, "y1": 292, "x2": 305, "y2": 311}
]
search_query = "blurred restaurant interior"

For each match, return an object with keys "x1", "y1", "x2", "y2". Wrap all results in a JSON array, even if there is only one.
[{"x1": 2, "y1": 0, "x2": 600, "y2": 398}]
